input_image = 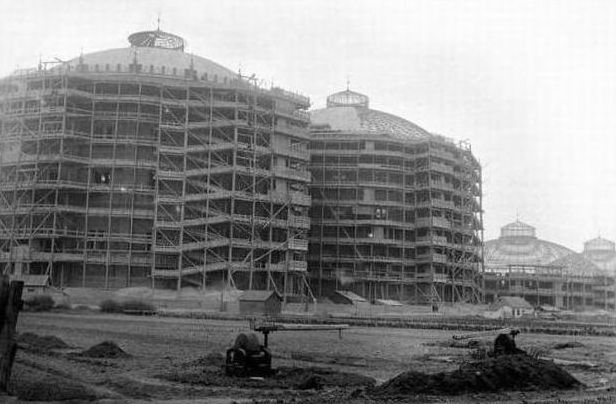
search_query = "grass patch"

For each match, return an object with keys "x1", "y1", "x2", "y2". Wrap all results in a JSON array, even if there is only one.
[
  {"x1": 121, "y1": 299, "x2": 155, "y2": 312},
  {"x1": 100, "y1": 299, "x2": 156, "y2": 314}
]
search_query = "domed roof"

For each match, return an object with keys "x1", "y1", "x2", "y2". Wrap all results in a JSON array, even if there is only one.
[
  {"x1": 583, "y1": 236, "x2": 615, "y2": 253},
  {"x1": 550, "y1": 253, "x2": 603, "y2": 275},
  {"x1": 485, "y1": 221, "x2": 574, "y2": 269},
  {"x1": 54, "y1": 29, "x2": 237, "y2": 82},
  {"x1": 310, "y1": 89, "x2": 431, "y2": 140}
]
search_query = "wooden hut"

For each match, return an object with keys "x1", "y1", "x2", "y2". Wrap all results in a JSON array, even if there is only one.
[{"x1": 238, "y1": 290, "x2": 283, "y2": 315}]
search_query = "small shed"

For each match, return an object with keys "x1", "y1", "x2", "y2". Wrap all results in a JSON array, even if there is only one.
[
  {"x1": 10, "y1": 274, "x2": 50, "y2": 296},
  {"x1": 238, "y1": 290, "x2": 282, "y2": 315},
  {"x1": 329, "y1": 290, "x2": 368, "y2": 305},
  {"x1": 489, "y1": 296, "x2": 534, "y2": 318}
]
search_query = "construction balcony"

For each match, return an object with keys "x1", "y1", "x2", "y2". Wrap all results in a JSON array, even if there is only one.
[{"x1": 415, "y1": 217, "x2": 452, "y2": 229}]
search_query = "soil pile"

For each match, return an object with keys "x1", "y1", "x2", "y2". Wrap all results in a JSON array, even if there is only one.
[
  {"x1": 79, "y1": 341, "x2": 131, "y2": 358},
  {"x1": 372, "y1": 354, "x2": 581, "y2": 397},
  {"x1": 18, "y1": 332, "x2": 70, "y2": 350}
]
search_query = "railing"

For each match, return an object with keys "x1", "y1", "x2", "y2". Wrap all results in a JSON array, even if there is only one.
[
  {"x1": 288, "y1": 239, "x2": 308, "y2": 251},
  {"x1": 430, "y1": 162, "x2": 454, "y2": 174},
  {"x1": 272, "y1": 144, "x2": 309, "y2": 160},
  {"x1": 415, "y1": 217, "x2": 451, "y2": 228},
  {"x1": 273, "y1": 167, "x2": 311, "y2": 182},
  {"x1": 288, "y1": 215, "x2": 310, "y2": 228}
]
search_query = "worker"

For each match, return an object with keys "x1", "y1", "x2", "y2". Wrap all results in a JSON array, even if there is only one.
[{"x1": 493, "y1": 328, "x2": 525, "y2": 356}]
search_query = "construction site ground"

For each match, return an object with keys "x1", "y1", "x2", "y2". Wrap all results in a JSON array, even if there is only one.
[{"x1": 6, "y1": 311, "x2": 616, "y2": 403}]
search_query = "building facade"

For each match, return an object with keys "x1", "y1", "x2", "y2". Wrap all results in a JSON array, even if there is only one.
[
  {"x1": 0, "y1": 29, "x2": 312, "y2": 298},
  {"x1": 308, "y1": 90, "x2": 483, "y2": 304}
]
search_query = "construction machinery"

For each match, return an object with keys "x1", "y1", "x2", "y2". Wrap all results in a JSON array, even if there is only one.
[
  {"x1": 225, "y1": 333, "x2": 272, "y2": 377},
  {"x1": 225, "y1": 320, "x2": 350, "y2": 377}
]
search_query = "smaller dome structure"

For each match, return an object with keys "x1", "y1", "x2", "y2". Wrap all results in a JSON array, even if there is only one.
[
  {"x1": 584, "y1": 237, "x2": 615, "y2": 253},
  {"x1": 311, "y1": 89, "x2": 432, "y2": 140},
  {"x1": 582, "y1": 236, "x2": 616, "y2": 274}
]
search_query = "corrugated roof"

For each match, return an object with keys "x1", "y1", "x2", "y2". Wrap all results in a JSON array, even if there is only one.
[{"x1": 239, "y1": 290, "x2": 282, "y2": 302}]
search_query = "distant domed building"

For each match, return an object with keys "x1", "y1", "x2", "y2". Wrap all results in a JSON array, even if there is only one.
[
  {"x1": 484, "y1": 221, "x2": 615, "y2": 310},
  {"x1": 484, "y1": 221, "x2": 573, "y2": 270},
  {"x1": 308, "y1": 89, "x2": 483, "y2": 304}
]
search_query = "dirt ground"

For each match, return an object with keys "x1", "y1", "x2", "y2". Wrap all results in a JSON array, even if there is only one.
[{"x1": 7, "y1": 311, "x2": 616, "y2": 403}]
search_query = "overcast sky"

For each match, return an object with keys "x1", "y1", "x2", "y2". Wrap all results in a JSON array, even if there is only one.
[{"x1": 1, "y1": 0, "x2": 615, "y2": 251}]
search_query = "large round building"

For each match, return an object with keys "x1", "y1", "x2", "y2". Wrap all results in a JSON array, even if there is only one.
[
  {"x1": 308, "y1": 89, "x2": 483, "y2": 304},
  {"x1": 484, "y1": 221, "x2": 615, "y2": 310},
  {"x1": 0, "y1": 29, "x2": 312, "y2": 297}
]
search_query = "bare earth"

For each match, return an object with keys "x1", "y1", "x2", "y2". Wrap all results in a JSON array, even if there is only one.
[{"x1": 8, "y1": 311, "x2": 616, "y2": 403}]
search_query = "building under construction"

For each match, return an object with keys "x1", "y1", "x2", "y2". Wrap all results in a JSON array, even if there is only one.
[
  {"x1": 484, "y1": 221, "x2": 615, "y2": 310},
  {"x1": 308, "y1": 90, "x2": 483, "y2": 304},
  {"x1": 0, "y1": 29, "x2": 313, "y2": 299}
]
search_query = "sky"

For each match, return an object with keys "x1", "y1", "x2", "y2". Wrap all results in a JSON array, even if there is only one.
[{"x1": 1, "y1": 0, "x2": 615, "y2": 251}]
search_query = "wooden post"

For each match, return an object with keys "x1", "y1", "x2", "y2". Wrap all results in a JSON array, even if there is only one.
[{"x1": 0, "y1": 275, "x2": 24, "y2": 393}]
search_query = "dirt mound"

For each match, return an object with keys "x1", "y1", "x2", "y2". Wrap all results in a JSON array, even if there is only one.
[
  {"x1": 372, "y1": 354, "x2": 581, "y2": 397},
  {"x1": 18, "y1": 332, "x2": 70, "y2": 350},
  {"x1": 553, "y1": 341, "x2": 584, "y2": 350},
  {"x1": 79, "y1": 341, "x2": 131, "y2": 358}
]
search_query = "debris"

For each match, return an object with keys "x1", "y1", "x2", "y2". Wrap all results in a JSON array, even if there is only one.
[
  {"x1": 541, "y1": 357, "x2": 598, "y2": 369},
  {"x1": 79, "y1": 341, "x2": 130, "y2": 358},
  {"x1": 453, "y1": 328, "x2": 513, "y2": 340}
]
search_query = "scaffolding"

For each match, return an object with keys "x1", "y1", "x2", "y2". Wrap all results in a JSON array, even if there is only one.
[
  {"x1": 308, "y1": 130, "x2": 483, "y2": 304},
  {"x1": 0, "y1": 58, "x2": 314, "y2": 302},
  {"x1": 483, "y1": 264, "x2": 615, "y2": 311}
]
